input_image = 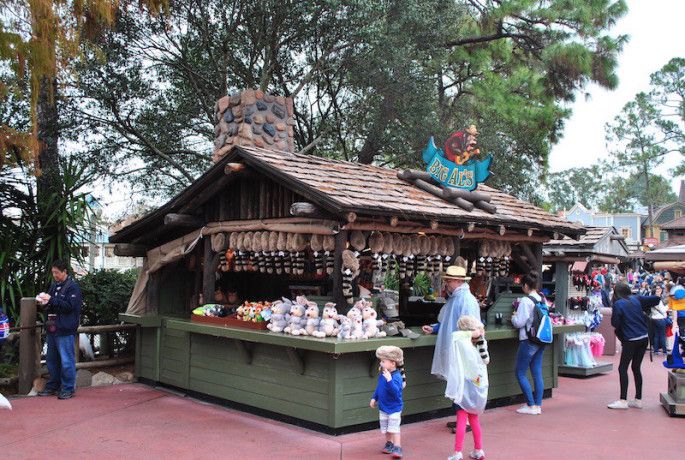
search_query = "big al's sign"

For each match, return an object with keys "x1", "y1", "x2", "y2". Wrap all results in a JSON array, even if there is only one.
[{"x1": 422, "y1": 126, "x2": 492, "y2": 191}]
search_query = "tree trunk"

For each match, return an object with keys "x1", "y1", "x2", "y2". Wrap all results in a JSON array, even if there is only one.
[
  {"x1": 643, "y1": 163, "x2": 655, "y2": 239},
  {"x1": 36, "y1": 75, "x2": 67, "y2": 262}
]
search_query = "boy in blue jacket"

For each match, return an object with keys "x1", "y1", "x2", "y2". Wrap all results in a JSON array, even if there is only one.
[
  {"x1": 371, "y1": 345, "x2": 406, "y2": 459},
  {"x1": 36, "y1": 260, "x2": 82, "y2": 400}
]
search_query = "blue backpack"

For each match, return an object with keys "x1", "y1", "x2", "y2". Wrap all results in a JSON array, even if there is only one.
[{"x1": 526, "y1": 295, "x2": 553, "y2": 345}]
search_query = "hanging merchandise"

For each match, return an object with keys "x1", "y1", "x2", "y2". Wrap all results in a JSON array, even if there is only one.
[
  {"x1": 368, "y1": 232, "x2": 385, "y2": 283},
  {"x1": 0, "y1": 310, "x2": 9, "y2": 342},
  {"x1": 260, "y1": 232, "x2": 270, "y2": 273},
  {"x1": 310, "y1": 234, "x2": 324, "y2": 276},
  {"x1": 564, "y1": 332, "x2": 606, "y2": 367},
  {"x1": 284, "y1": 233, "x2": 294, "y2": 274},
  {"x1": 276, "y1": 232, "x2": 287, "y2": 275},
  {"x1": 341, "y1": 249, "x2": 360, "y2": 305},
  {"x1": 381, "y1": 232, "x2": 394, "y2": 276},
  {"x1": 293, "y1": 233, "x2": 310, "y2": 275},
  {"x1": 323, "y1": 234, "x2": 335, "y2": 275}
]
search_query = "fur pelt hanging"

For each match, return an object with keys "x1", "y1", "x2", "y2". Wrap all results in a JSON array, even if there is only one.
[
  {"x1": 429, "y1": 236, "x2": 440, "y2": 275},
  {"x1": 323, "y1": 235, "x2": 335, "y2": 275},
  {"x1": 445, "y1": 237, "x2": 455, "y2": 265},
  {"x1": 418, "y1": 235, "x2": 431, "y2": 273},
  {"x1": 350, "y1": 231, "x2": 367, "y2": 252},
  {"x1": 477, "y1": 240, "x2": 489, "y2": 275},
  {"x1": 233, "y1": 232, "x2": 243, "y2": 272},
  {"x1": 398, "y1": 235, "x2": 411, "y2": 279},
  {"x1": 502, "y1": 242, "x2": 512, "y2": 276},
  {"x1": 310, "y1": 233, "x2": 324, "y2": 275},
  {"x1": 251, "y1": 232, "x2": 264, "y2": 273},
  {"x1": 381, "y1": 232, "x2": 394, "y2": 276},
  {"x1": 342, "y1": 249, "x2": 360, "y2": 305},
  {"x1": 267, "y1": 232, "x2": 278, "y2": 274},
  {"x1": 293, "y1": 233, "x2": 309, "y2": 275},
  {"x1": 368, "y1": 231, "x2": 385, "y2": 277},
  {"x1": 243, "y1": 231, "x2": 255, "y2": 271},
  {"x1": 260, "y1": 232, "x2": 270, "y2": 273},
  {"x1": 276, "y1": 232, "x2": 287, "y2": 274},
  {"x1": 284, "y1": 233, "x2": 295, "y2": 274}
]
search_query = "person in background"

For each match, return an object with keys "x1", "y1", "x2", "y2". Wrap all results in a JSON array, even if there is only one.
[
  {"x1": 627, "y1": 268, "x2": 634, "y2": 285},
  {"x1": 224, "y1": 287, "x2": 242, "y2": 314},
  {"x1": 511, "y1": 272, "x2": 545, "y2": 415},
  {"x1": 650, "y1": 284, "x2": 669, "y2": 355},
  {"x1": 36, "y1": 260, "x2": 83, "y2": 400},
  {"x1": 608, "y1": 283, "x2": 660, "y2": 410},
  {"x1": 638, "y1": 281, "x2": 651, "y2": 297},
  {"x1": 669, "y1": 277, "x2": 685, "y2": 335}
]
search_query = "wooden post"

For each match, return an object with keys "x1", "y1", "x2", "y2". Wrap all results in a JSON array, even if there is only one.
[
  {"x1": 333, "y1": 229, "x2": 348, "y2": 310},
  {"x1": 555, "y1": 261, "x2": 570, "y2": 313},
  {"x1": 533, "y1": 243, "x2": 544, "y2": 274},
  {"x1": 18, "y1": 297, "x2": 38, "y2": 394},
  {"x1": 74, "y1": 334, "x2": 80, "y2": 364},
  {"x1": 203, "y1": 236, "x2": 216, "y2": 306}
]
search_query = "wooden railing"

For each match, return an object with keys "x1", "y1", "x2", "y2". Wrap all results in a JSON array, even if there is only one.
[{"x1": 15, "y1": 297, "x2": 136, "y2": 394}]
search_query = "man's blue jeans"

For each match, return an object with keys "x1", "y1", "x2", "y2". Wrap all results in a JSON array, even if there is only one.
[
  {"x1": 46, "y1": 333, "x2": 76, "y2": 393},
  {"x1": 651, "y1": 319, "x2": 668, "y2": 354},
  {"x1": 515, "y1": 339, "x2": 545, "y2": 407}
]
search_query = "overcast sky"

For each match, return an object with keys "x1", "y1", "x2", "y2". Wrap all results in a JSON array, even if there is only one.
[{"x1": 548, "y1": 0, "x2": 684, "y2": 194}]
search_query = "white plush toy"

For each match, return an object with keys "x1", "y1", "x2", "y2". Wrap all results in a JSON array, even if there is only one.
[
  {"x1": 267, "y1": 299, "x2": 291, "y2": 333},
  {"x1": 362, "y1": 306, "x2": 386, "y2": 338},
  {"x1": 348, "y1": 315, "x2": 365, "y2": 340},
  {"x1": 337, "y1": 315, "x2": 352, "y2": 339},
  {"x1": 302, "y1": 303, "x2": 321, "y2": 336},
  {"x1": 312, "y1": 303, "x2": 339, "y2": 338},
  {"x1": 284, "y1": 302, "x2": 307, "y2": 335}
]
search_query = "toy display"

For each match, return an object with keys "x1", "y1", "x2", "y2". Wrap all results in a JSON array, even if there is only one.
[
  {"x1": 266, "y1": 298, "x2": 292, "y2": 333},
  {"x1": 192, "y1": 301, "x2": 272, "y2": 330},
  {"x1": 311, "y1": 303, "x2": 340, "y2": 338},
  {"x1": 283, "y1": 300, "x2": 307, "y2": 335}
]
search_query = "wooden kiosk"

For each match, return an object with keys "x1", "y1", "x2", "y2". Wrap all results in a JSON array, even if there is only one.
[
  {"x1": 113, "y1": 90, "x2": 584, "y2": 432},
  {"x1": 544, "y1": 226, "x2": 630, "y2": 376}
]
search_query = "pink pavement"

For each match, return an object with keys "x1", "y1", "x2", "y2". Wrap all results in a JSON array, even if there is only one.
[{"x1": 3, "y1": 352, "x2": 682, "y2": 459}]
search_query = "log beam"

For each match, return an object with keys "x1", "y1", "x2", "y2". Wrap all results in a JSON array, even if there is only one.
[
  {"x1": 114, "y1": 244, "x2": 149, "y2": 257},
  {"x1": 164, "y1": 213, "x2": 204, "y2": 227}
]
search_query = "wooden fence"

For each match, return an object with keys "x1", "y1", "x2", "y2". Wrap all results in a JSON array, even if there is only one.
[{"x1": 15, "y1": 297, "x2": 136, "y2": 394}]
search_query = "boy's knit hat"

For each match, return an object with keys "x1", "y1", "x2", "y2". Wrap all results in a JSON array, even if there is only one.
[{"x1": 376, "y1": 345, "x2": 404, "y2": 366}]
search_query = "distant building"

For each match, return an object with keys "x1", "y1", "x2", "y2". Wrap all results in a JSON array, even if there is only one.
[
  {"x1": 641, "y1": 180, "x2": 685, "y2": 246},
  {"x1": 72, "y1": 224, "x2": 145, "y2": 275},
  {"x1": 560, "y1": 203, "x2": 644, "y2": 250}
]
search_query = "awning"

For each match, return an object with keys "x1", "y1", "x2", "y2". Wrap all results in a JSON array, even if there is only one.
[
  {"x1": 589, "y1": 255, "x2": 621, "y2": 264},
  {"x1": 571, "y1": 261, "x2": 587, "y2": 272}
]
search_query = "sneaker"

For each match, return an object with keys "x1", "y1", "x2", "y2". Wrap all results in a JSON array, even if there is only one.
[
  {"x1": 447, "y1": 453, "x2": 464, "y2": 460},
  {"x1": 470, "y1": 450, "x2": 486, "y2": 459},
  {"x1": 383, "y1": 441, "x2": 394, "y2": 454},
  {"x1": 607, "y1": 400, "x2": 628, "y2": 409},
  {"x1": 391, "y1": 446, "x2": 403, "y2": 459},
  {"x1": 628, "y1": 399, "x2": 643, "y2": 409},
  {"x1": 37, "y1": 388, "x2": 57, "y2": 397},
  {"x1": 516, "y1": 405, "x2": 540, "y2": 415},
  {"x1": 57, "y1": 391, "x2": 75, "y2": 400}
]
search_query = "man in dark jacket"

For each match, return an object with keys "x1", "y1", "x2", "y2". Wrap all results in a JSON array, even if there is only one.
[{"x1": 37, "y1": 260, "x2": 82, "y2": 399}]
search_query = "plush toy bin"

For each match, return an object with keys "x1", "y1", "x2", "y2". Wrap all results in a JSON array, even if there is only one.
[{"x1": 191, "y1": 313, "x2": 269, "y2": 330}]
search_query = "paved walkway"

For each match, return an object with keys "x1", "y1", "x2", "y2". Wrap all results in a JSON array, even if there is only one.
[{"x1": 4, "y1": 352, "x2": 682, "y2": 459}]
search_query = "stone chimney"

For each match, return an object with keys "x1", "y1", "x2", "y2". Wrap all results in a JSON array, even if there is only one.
[{"x1": 212, "y1": 89, "x2": 295, "y2": 162}]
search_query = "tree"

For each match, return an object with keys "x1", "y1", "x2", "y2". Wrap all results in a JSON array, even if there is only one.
[
  {"x1": 597, "y1": 172, "x2": 676, "y2": 213},
  {"x1": 605, "y1": 92, "x2": 677, "y2": 237},
  {"x1": 64, "y1": 0, "x2": 628, "y2": 201},
  {"x1": 544, "y1": 166, "x2": 607, "y2": 213},
  {"x1": 647, "y1": 57, "x2": 685, "y2": 175}
]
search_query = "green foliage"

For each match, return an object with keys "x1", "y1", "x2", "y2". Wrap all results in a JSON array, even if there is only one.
[
  {"x1": 63, "y1": 0, "x2": 627, "y2": 201},
  {"x1": 544, "y1": 166, "x2": 605, "y2": 213},
  {"x1": 383, "y1": 259, "x2": 399, "y2": 292},
  {"x1": 79, "y1": 269, "x2": 139, "y2": 326},
  {"x1": 412, "y1": 273, "x2": 432, "y2": 297},
  {"x1": 598, "y1": 173, "x2": 677, "y2": 213}
]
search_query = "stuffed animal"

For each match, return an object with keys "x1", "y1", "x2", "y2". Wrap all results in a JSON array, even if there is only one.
[
  {"x1": 350, "y1": 230, "x2": 367, "y2": 252},
  {"x1": 368, "y1": 232, "x2": 385, "y2": 281},
  {"x1": 293, "y1": 233, "x2": 309, "y2": 275},
  {"x1": 284, "y1": 302, "x2": 307, "y2": 335},
  {"x1": 337, "y1": 315, "x2": 352, "y2": 339},
  {"x1": 302, "y1": 303, "x2": 321, "y2": 336},
  {"x1": 243, "y1": 231, "x2": 254, "y2": 271},
  {"x1": 312, "y1": 303, "x2": 339, "y2": 338},
  {"x1": 342, "y1": 249, "x2": 360, "y2": 305},
  {"x1": 457, "y1": 315, "x2": 489, "y2": 364},
  {"x1": 381, "y1": 232, "x2": 394, "y2": 276},
  {"x1": 267, "y1": 299, "x2": 291, "y2": 332},
  {"x1": 349, "y1": 315, "x2": 365, "y2": 340},
  {"x1": 362, "y1": 306, "x2": 386, "y2": 338}
]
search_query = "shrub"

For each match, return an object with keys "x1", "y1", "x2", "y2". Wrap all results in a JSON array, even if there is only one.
[{"x1": 79, "y1": 269, "x2": 139, "y2": 325}]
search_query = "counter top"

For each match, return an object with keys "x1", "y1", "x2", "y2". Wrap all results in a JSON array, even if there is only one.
[
  {"x1": 119, "y1": 313, "x2": 163, "y2": 327},
  {"x1": 145, "y1": 317, "x2": 584, "y2": 354}
]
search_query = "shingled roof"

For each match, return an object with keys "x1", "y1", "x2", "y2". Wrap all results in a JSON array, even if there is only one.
[
  {"x1": 234, "y1": 146, "x2": 582, "y2": 234},
  {"x1": 111, "y1": 146, "x2": 583, "y2": 243},
  {"x1": 544, "y1": 226, "x2": 630, "y2": 259}
]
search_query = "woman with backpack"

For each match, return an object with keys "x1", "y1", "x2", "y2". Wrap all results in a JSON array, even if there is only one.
[
  {"x1": 511, "y1": 272, "x2": 546, "y2": 415},
  {"x1": 608, "y1": 283, "x2": 661, "y2": 410}
]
